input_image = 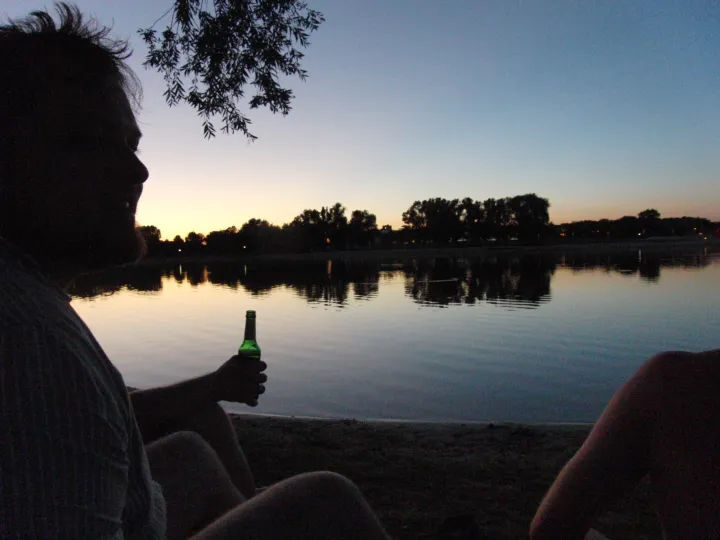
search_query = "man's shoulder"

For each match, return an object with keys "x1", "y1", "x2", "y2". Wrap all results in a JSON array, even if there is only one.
[
  {"x1": 0, "y1": 250, "x2": 71, "y2": 328},
  {"x1": 0, "y1": 249, "x2": 115, "y2": 385},
  {"x1": 0, "y1": 286, "x2": 131, "y2": 421}
]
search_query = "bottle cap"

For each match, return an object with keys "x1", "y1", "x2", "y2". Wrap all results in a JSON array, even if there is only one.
[{"x1": 246, "y1": 310, "x2": 256, "y2": 318}]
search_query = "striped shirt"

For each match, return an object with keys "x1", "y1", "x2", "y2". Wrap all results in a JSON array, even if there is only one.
[{"x1": 0, "y1": 238, "x2": 166, "y2": 539}]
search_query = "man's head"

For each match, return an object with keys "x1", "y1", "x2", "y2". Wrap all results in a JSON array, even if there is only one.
[{"x1": 0, "y1": 2, "x2": 149, "y2": 277}]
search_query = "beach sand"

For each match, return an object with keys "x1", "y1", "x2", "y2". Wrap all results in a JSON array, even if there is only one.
[{"x1": 230, "y1": 414, "x2": 659, "y2": 540}]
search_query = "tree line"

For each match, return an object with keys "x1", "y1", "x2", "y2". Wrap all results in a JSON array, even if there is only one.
[
  {"x1": 558, "y1": 209, "x2": 717, "y2": 241},
  {"x1": 138, "y1": 195, "x2": 719, "y2": 258}
]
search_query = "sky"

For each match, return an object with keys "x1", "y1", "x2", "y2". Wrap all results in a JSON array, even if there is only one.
[{"x1": 4, "y1": 0, "x2": 720, "y2": 239}]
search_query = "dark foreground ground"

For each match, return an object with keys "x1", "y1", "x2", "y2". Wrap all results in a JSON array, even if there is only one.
[{"x1": 231, "y1": 415, "x2": 659, "y2": 540}]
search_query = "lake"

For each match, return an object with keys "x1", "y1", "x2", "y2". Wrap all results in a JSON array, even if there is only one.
[{"x1": 69, "y1": 245, "x2": 720, "y2": 424}]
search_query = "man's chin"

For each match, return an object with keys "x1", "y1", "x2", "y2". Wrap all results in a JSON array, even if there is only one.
[{"x1": 83, "y1": 226, "x2": 147, "y2": 271}]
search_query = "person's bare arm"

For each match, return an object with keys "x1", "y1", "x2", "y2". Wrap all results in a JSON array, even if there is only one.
[
  {"x1": 130, "y1": 371, "x2": 218, "y2": 428},
  {"x1": 129, "y1": 357, "x2": 267, "y2": 430},
  {"x1": 529, "y1": 353, "x2": 666, "y2": 540}
]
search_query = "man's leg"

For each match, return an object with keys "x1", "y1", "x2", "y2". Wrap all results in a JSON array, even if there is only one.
[
  {"x1": 190, "y1": 471, "x2": 391, "y2": 540},
  {"x1": 146, "y1": 430, "x2": 245, "y2": 540},
  {"x1": 140, "y1": 402, "x2": 256, "y2": 498}
]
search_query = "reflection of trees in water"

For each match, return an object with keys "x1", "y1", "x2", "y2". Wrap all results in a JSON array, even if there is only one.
[
  {"x1": 405, "y1": 255, "x2": 557, "y2": 308},
  {"x1": 560, "y1": 250, "x2": 712, "y2": 283},
  {"x1": 172, "y1": 265, "x2": 184, "y2": 284},
  {"x1": 345, "y1": 261, "x2": 380, "y2": 300},
  {"x1": 185, "y1": 264, "x2": 207, "y2": 286},
  {"x1": 205, "y1": 263, "x2": 245, "y2": 290},
  {"x1": 68, "y1": 265, "x2": 165, "y2": 298},
  {"x1": 67, "y1": 248, "x2": 716, "y2": 303},
  {"x1": 234, "y1": 260, "x2": 380, "y2": 305}
]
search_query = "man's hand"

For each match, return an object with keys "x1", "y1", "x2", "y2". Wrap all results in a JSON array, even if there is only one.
[{"x1": 212, "y1": 356, "x2": 268, "y2": 406}]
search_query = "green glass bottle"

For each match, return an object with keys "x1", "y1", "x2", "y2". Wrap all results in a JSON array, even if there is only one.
[{"x1": 238, "y1": 310, "x2": 261, "y2": 360}]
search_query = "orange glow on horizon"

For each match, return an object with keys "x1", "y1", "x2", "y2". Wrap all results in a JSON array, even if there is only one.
[{"x1": 137, "y1": 195, "x2": 719, "y2": 242}]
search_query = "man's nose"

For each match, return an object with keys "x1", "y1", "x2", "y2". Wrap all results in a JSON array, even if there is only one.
[
  {"x1": 133, "y1": 157, "x2": 149, "y2": 185},
  {"x1": 119, "y1": 153, "x2": 149, "y2": 186}
]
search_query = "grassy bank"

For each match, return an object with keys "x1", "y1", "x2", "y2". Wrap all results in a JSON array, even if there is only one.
[
  {"x1": 231, "y1": 415, "x2": 659, "y2": 540},
  {"x1": 138, "y1": 237, "x2": 715, "y2": 266}
]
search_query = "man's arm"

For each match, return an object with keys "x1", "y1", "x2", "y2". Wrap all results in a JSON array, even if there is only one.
[
  {"x1": 0, "y1": 323, "x2": 129, "y2": 538},
  {"x1": 129, "y1": 371, "x2": 218, "y2": 430},
  {"x1": 129, "y1": 356, "x2": 267, "y2": 435},
  {"x1": 529, "y1": 353, "x2": 665, "y2": 540}
]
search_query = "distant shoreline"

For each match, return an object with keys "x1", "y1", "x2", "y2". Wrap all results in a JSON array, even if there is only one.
[{"x1": 136, "y1": 237, "x2": 717, "y2": 266}]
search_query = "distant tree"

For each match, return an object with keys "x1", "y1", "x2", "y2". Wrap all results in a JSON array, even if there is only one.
[
  {"x1": 459, "y1": 197, "x2": 486, "y2": 243},
  {"x1": 394, "y1": 225, "x2": 415, "y2": 246},
  {"x1": 172, "y1": 234, "x2": 185, "y2": 253},
  {"x1": 401, "y1": 201, "x2": 428, "y2": 242},
  {"x1": 238, "y1": 218, "x2": 265, "y2": 252},
  {"x1": 483, "y1": 198, "x2": 513, "y2": 241},
  {"x1": 139, "y1": 225, "x2": 163, "y2": 256},
  {"x1": 205, "y1": 226, "x2": 239, "y2": 254},
  {"x1": 139, "y1": 0, "x2": 325, "y2": 139},
  {"x1": 290, "y1": 209, "x2": 325, "y2": 251},
  {"x1": 184, "y1": 231, "x2": 206, "y2": 254},
  {"x1": 322, "y1": 203, "x2": 348, "y2": 249},
  {"x1": 637, "y1": 209, "x2": 664, "y2": 236},
  {"x1": 288, "y1": 204, "x2": 346, "y2": 251},
  {"x1": 349, "y1": 210, "x2": 378, "y2": 248},
  {"x1": 615, "y1": 216, "x2": 640, "y2": 238},
  {"x1": 378, "y1": 224, "x2": 394, "y2": 247},
  {"x1": 238, "y1": 218, "x2": 283, "y2": 253},
  {"x1": 402, "y1": 198, "x2": 463, "y2": 245},
  {"x1": 638, "y1": 209, "x2": 661, "y2": 220},
  {"x1": 139, "y1": 225, "x2": 162, "y2": 243},
  {"x1": 598, "y1": 219, "x2": 612, "y2": 238},
  {"x1": 508, "y1": 193, "x2": 550, "y2": 243},
  {"x1": 558, "y1": 212, "x2": 720, "y2": 241}
]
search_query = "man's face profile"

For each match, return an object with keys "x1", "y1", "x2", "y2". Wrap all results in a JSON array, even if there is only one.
[{"x1": 16, "y1": 75, "x2": 150, "y2": 272}]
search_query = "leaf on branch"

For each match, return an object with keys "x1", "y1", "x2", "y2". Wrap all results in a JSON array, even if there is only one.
[{"x1": 138, "y1": 0, "x2": 324, "y2": 140}]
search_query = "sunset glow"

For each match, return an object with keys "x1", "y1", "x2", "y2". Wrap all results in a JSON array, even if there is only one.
[{"x1": 6, "y1": 0, "x2": 719, "y2": 240}]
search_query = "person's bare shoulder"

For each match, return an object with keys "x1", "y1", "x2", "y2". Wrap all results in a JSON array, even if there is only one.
[
  {"x1": 642, "y1": 349, "x2": 720, "y2": 450},
  {"x1": 645, "y1": 349, "x2": 720, "y2": 389}
]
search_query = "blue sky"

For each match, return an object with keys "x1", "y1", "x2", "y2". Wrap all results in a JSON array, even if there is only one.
[{"x1": 5, "y1": 0, "x2": 720, "y2": 239}]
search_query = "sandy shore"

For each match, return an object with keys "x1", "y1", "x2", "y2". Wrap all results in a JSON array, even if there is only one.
[{"x1": 230, "y1": 414, "x2": 659, "y2": 540}]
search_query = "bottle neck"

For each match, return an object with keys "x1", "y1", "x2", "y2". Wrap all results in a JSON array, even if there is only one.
[{"x1": 243, "y1": 317, "x2": 256, "y2": 341}]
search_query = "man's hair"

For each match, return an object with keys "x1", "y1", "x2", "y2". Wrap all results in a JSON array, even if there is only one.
[{"x1": 0, "y1": 3, "x2": 141, "y2": 157}]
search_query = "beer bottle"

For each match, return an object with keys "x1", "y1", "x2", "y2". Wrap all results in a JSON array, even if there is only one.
[{"x1": 238, "y1": 310, "x2": 261, "y2": 360}]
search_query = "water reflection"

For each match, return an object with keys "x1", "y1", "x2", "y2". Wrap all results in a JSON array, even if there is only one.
[
  {"x1": 70, "y1": 265, "x2": 163, "y2": 298},
  {"x1": 68, "y1": 247, "x2": 718, "y2": 306},
  {"x1": 405, "y1": 256, "x2": 557, "y2": 308},
  {"x1": 560, "y1": 249, "x2": 712, "y2": 283}
]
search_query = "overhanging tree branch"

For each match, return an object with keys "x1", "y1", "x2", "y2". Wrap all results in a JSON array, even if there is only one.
[{"x1": 138, "y1": 0, "x2": 324, "y2": 140}]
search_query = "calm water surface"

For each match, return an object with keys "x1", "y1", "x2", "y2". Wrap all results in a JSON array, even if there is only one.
[{"x1": 70, "y1": 246, "x2": 720, "y2": 423}]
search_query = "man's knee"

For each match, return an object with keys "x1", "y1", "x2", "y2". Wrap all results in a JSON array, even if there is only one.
[
  {"x1": 150, "y1": 431, "x2": 238, "y2": 496},
  {"x1": 157, "y1": 430, "x2": 218, "y2": 466},
  {"x1": 292, "y1": 471, "x2": 364, "y2": 502},
  {"x1": 186, "y1": 402, "x2": 232, "y2": 432},
  {"x1": 169, "y1": 429, "x2": 210, "y2": 448}
]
